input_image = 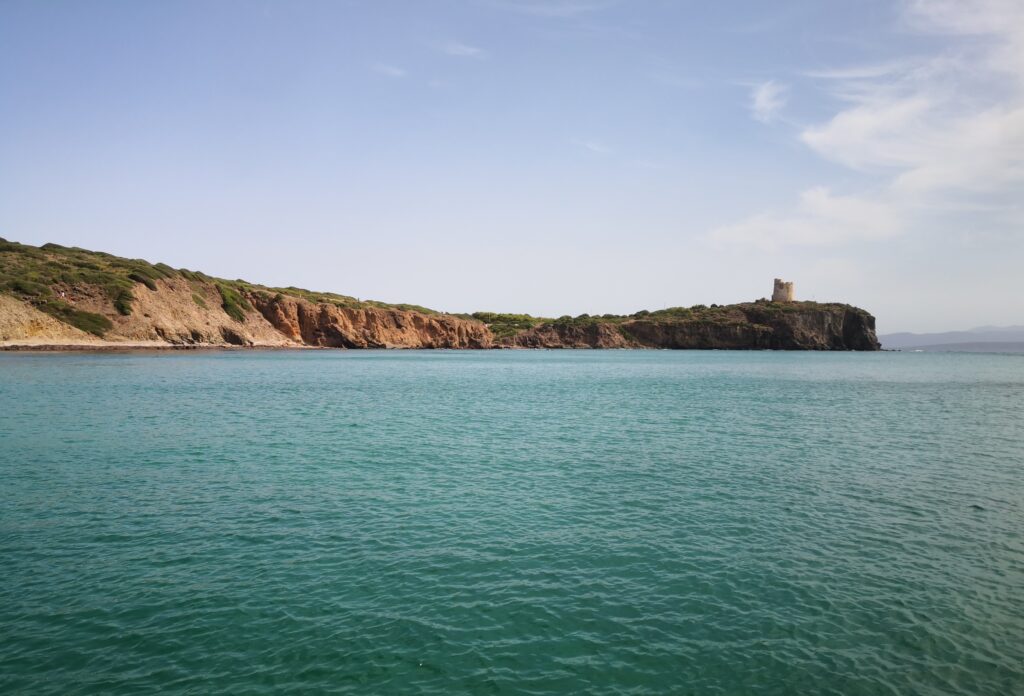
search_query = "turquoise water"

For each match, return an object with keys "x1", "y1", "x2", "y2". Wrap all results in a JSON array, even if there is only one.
[{"x1": 1, "y1": 350, "x2": 1022, "y2": 695}]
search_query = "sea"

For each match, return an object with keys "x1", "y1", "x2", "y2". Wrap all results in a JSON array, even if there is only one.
[{"x1": 1, "y1": 349, "x2": 1021, "y2": 695}]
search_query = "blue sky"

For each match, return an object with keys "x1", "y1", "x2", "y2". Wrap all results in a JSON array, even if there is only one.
[{"x1": 2, "y1": 0, "x2": 1022, "y2": 332}]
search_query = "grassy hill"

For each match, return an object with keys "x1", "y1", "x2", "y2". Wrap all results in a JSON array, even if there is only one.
[{"x1": 0, "y1": 238, "x2": 436, "y2": 337}]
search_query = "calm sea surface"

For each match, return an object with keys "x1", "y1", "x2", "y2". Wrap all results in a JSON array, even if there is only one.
[{"x1": 1, "y1": 350, "x2": 1021, "y2": 695}]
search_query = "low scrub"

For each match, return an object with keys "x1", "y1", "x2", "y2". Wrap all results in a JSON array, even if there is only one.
[
  {"x1": 38, "y1": 301, "x2": 113, "y2": 337},
  {"x1": 128, "y1": 272, "x2": 158, "y2": 291},
  {"x1": 7, "y1": 279, "x2": 51, "y2": 298},
  {"x1": 470, "y1": 312, "x2": 548, "y2": 338},
  {"x1": 217, "y1": 284, "x2": 252, "y2": 322},
  {"x1": 113, "y1": 289, "x2": 134, "y2": 315}
]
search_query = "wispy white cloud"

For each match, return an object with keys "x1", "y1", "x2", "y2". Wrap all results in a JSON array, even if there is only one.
[
  {"x1": 573, "y1": 138, "x2": 611, "y2": 154},
  {"x1": 371, "y1": 63, "x2": 407, "y2": 78},
  {"x1": 750, "y1": 80, "x2": 788, "y2": 123},
  {"x1": 905, "y1": 0, "x2": 1024, "y2": 63},
  {"x1": 712, "y1": 187, "x2": 902, "y2": 249},
  {"x1": 801, "y1": 60, "x2": 913, "y2": 81},
  {"x1": 439, "y1": 41, "x2": 486, "y2": 58},
  {"x1": 718, "y1": 0, "x2": 1024, "y2": 248}
]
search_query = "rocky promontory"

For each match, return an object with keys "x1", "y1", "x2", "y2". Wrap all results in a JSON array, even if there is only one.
[
  {"x1": 495, "y1": 303, "x2": 878, "y2": 351},
  {"x1": 0, "y1": 239, "x2": 879, "y2": 350}
]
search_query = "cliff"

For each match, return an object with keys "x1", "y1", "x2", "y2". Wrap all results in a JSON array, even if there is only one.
[
  {"x1": 249, "y1": 293, "x2": 491, "y2": 348},
  {"x1": 0, "y1": 238, "x2": 879, "y2": 350},
  {"x1": 497, "y1": 303, "x2": 878, "y2": 351}
]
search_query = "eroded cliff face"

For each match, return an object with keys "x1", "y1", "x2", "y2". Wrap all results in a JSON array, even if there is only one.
[
  {"x1": 504, "y1": 322, "x2": 633, "y2": 349},
  {"x1": 737, "y1": 304, "x2": 879, "y2": 350},
  {"x1": 495, "y1": 303, "x2": 879, "y2": 351},
  {"x1": 0, "y1": 277, "x2": 491, "y2": 348},
  {"x1": 248, "y1": 293, "x2": 492, "y2": 348},
  {"x1": 625, "y1": 304, "x2": 879, "y2": 350}
]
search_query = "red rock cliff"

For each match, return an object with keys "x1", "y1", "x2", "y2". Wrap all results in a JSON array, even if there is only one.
[{"x1": 248, "y1": 293, "x2": 492, "y2": 348}]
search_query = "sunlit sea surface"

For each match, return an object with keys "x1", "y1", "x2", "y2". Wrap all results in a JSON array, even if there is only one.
[{"x1": 1, "y1": 350, "x2": 1021, "y2": 695}]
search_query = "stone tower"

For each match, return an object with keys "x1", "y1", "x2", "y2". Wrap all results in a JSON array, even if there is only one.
[{"x1": 772, "y1": 278, "x2": 794, "y2": 302}]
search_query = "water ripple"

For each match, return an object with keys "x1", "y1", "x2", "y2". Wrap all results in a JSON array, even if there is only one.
[{"x1": 1, "y1": 350, "x2": 1022, "y2": 694}]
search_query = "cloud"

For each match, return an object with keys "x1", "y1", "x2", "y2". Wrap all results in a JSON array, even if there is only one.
[
  {"x1": 800, "y1": 96, "x2": 934, "y2": 170},
  {"x1": 750, "y1": 80, "x2": 788, "y2": 123},
  {"x1": 572, "y1": 139, "x2": 611, "y2": 154},
  {"x1": 439, "y1": 41, "x2": 485, "y2": 58},
  {"x1": 712, "y1": 187, "x2": 902, "y2": 249},
  {"x1": 372, "y1": 63, "x2": 407, "y2": 78},
  {"x1": 718, "y1": 0, "x2": 1024, "y2": 248},
  {"x1": 801, "y1": 61, "x2": 912, "y2": 81}
]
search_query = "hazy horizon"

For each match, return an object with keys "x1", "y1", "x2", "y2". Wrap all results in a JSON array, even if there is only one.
[{"x1": 2, "y1": 0, "x2": 1022, "y2": 333}]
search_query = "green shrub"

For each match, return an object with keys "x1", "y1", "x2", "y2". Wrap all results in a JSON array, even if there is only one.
[
  {"x1": 113, "y1": 289, "x2": 134, "y2": 315},
  {"x1": 38, "y1": 301, "x2": 113, "y2": 337},
  {"x1": 470, "y1": 312, "x2": 548, "y2": 337},
  {"x1": 128, "y1": 272, "x2": 158, "y2": 291},
  {"x1": 152, "y1": 263, "x2": 177, "y2": 278},
  {"x1": 192, "y1": 292, "x2": 208, "y2": 309},
  {"x1": 8, "y1": 279, "x2": 51, "y2": 297},
  {"x1": 0, "y1": 238, "x2": 450, "y2": 321},
  {"x1": 217, "y1": 284, "x2": 251, "y2": 322}
]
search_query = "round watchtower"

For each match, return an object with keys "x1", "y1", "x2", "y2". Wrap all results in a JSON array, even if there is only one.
[{"x1": 772, "y1": 278, "x2": 794, "y2": 302}]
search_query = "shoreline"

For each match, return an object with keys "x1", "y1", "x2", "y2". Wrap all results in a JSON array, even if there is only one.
[
  {"x1": 1, "y1": 342, "x2": 891, "y2": 353},
  {"x1": 0, "y1": 342, "x2": 318, "y2": 352}
]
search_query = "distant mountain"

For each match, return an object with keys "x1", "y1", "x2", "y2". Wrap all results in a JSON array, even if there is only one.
[
  {"x1": 880, "y1": 326, "x2": 1024, "y2": 351},
  {"x1": 895, "y1": 342, "x2": 1024, "y2": 353}
]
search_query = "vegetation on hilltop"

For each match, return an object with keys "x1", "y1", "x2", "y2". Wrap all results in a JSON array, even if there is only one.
[
  {"x1": 0, "y1": 238, "x2": 172, "y2": 335},
  {"x1": 216, "y1": 283, "x2": 252, "y2": 322},
  {"x1": 465, "y1": 302, "x2": 833, "y2": 336},
  {"x1": 0, "y1": 238, "x2": 440, "y2": 335},
  {"x1": 460, "y1": 313, "x2": 550, "y2": 338}
]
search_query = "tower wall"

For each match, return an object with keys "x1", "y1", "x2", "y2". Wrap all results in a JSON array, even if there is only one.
[{"x1": 772, "y1": 278, "x2": 795, "y2": 302}]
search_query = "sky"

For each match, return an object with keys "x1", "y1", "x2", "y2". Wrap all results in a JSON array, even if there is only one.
[{"x1": 1, "y1": 0, "x2": 1022, "y2": 333}]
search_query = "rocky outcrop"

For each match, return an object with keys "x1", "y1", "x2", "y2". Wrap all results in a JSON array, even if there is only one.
[
  {"x1": 248, "y1": 293, "x2": 492, "y2": 348},
  {"x1": 738, "y1": 303, "x2": 879, "y2": 350},
  {"x1": 102, "y1": 278, "x2": 293, "y2": 346},
  {"x1": 504, "y1": 321, "x2": 633, "y2": 349},
  {"x1": 624, "y1": 304, "x2": 879, "y2": 350},
  {"x1": 496, "y1": 303, "x2": 879, "y2": 351}
]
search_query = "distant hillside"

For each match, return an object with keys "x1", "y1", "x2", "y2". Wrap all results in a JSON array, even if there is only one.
[
  {"x1": 892, "y1": 342, "x2": 1024, "y2": 354},
  {"x1": 880, "y1": 327, "x2": 1024, "y2": 350},
  {"x1": 1, "y1": 238, "x2": 880, "y2": 350}
]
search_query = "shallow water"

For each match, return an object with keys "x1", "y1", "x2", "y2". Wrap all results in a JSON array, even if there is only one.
[{"x1": 1, "y1": 350, "x2": 1022, "y2": 695}]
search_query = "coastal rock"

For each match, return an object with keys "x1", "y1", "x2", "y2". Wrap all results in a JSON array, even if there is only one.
[
  {"x1": 248, "y1": 293, "x2": 493, "y2": 349},
  {"x1": 498, "y1": 303, "x2": 879, "y2": 351},
  {"x1": 623, "y1": 304, "x2": 879, "y2": 350},
  {"x1": 504, "y1": 321, "x2": 633, "y2": 348}
]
